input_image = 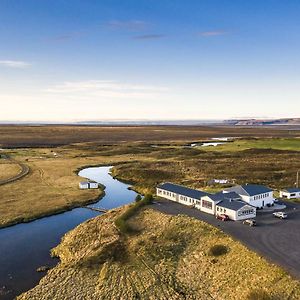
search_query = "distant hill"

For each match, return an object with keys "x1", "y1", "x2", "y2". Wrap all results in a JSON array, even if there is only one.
[{"x1": 224, "y1": 118, "x2": 300, "y2": 126}]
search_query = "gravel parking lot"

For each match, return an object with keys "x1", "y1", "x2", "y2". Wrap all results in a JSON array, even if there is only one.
[{"x1": 152, "y1": 199, "x2": 300, "y2": 279}]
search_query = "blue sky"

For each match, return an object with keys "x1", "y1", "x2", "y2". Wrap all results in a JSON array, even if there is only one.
[{"x1": 0, "y1": 0, "x2": 300, "y2": 121}]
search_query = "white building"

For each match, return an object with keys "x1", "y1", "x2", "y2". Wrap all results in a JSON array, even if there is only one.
[
  {"x1": 224, "y1": 184, "x2": 274, "y2": 208},
  {"x1": 280, "y1": 188, "x2": 300, "y2": 199},
  {"x1": 156, "y1": 182, "x2": 209, "y2": 207},
  {"x1": 201, "y1": 192, "x2": 256, "y2": 220},
  {"x1": 157, "y1": 183, "x2": 256, "y2": 221},
  {"x1": 79, "y1": 181, "x2": 99, "y2": 189}
]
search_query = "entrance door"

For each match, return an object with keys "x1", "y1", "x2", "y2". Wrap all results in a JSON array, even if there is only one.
[{"x1": 262, "y1": 201, "x2": 264, "y2": 207}]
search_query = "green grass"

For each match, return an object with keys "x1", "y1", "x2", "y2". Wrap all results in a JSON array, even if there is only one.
[{"x1": 202, "y1": 138, "x2": 300, "y2": 152}]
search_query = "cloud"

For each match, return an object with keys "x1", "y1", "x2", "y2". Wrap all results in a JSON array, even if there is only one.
[
  {"x1": 106, "y1": 20, "x2": 149, "y2": 31},
  {"x1": 197, "y1": 30, "x2": 228, "y2": 37},
  {"x1": 133, "y1": 34, "x2": 167, "y2": 40},
  {"x1": 44, "y1": 80, "x2": 169, "y2": 100},
  {"x1": 0, "y1": 60, "x2": 31, "y2": 68}
]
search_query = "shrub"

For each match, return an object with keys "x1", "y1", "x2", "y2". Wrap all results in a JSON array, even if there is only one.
[
  {"x1": 135, "y1": 195, "x2": 142, "y2": 202},
  {"x1": 115, "y1": 194, "x2": 153, "y2": 234},
  {"x1": 143, "y1": 194, "x2": 153, "y2": 204},
  {"x1": 208, "y1": 244, "x2": 228, "y2": 256}
]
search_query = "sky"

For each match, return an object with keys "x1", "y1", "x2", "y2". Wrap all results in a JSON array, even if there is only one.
[{"x1": 0, "y1": 0, "x2": 300, "y2": 122}]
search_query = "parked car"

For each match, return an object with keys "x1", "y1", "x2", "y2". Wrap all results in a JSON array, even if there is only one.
[
  {"x1": 243, "y1": 219, "x2": 257, "y2": 226},
  {"x1": 273, "y1": 211, "x2": 287, "y2": 219},
  {"x1": 216, "y1": 214, "x2": 229, "y2": 221}
]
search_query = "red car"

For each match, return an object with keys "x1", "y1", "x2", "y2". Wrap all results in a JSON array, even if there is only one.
[{"x1": 216, "y1": 214, "x2": 229, "y2": 221}]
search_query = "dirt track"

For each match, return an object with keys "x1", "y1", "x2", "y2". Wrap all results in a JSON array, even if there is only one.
[{"x1": 0, "y1": 158, "x2": 30, "y2": 186}]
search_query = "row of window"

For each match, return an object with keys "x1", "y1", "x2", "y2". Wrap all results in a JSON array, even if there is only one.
[
  {"x1": 159, "y1": 190, "x2": 176, "y2": 198},
  {"x1": 237, "y1": 209, "x2": 254, "y2": 216},
  {"x1": 253, "y1": 193, "x2": 269, "y2": 200},
  {"x1": 216, "y1": 206, "x2": 227, "y2": 213}
]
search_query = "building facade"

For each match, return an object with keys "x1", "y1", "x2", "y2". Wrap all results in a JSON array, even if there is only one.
[
  {"x1": 157, "y1": 183, "x2": 256, "y2": 221},
  {"x1": 225, "y1": 184, "x2": 274, "y2": 208},
  {"x1": 280, "y1": 188, "x2": 300, "y2": 199},
  {"x1": 156, "y1": 182, "x2": 208, "y2": 206},
  {"x1": 79, "y1": 181, "x2": 99, "y2": 189}
]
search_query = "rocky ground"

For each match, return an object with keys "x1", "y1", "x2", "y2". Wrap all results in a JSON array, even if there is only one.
[{"x1": 18, "y1": 207, "x2": 300, "y2": 300}]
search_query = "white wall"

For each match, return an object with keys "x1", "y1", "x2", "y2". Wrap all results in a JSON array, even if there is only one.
[
  {"x1": 89, "y1": 182, "x2": 99, "y2": 189},
  {"x1": 216, "y1": 205, "x2": 256, "y2": 221},
  {"x1": 79, "y1": 183, "x2": 89, "y2": 189},
  {"x1": 280, "y1": 191, "x2": 300, "y2": 199},
  {"x1": 156, "y1": 188, "x2": 198, "y2": 206},
  {"x1": 216, "y1": 205, "x2": 235, "y2": 219},
  {"x1": 236, "y1": 205, "x2": 256, "y2": 220},
  {"x1": 240, "y1": 192, "x2": 274, "y2": 208},
  {"x1": 200, "y1": 196, "x2": 216, "y2": 215}
]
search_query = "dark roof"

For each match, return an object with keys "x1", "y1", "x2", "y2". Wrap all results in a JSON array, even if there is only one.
[
  {"x1": 157, "y1": 182, "x2": 209, "y2": 199},
  {"x1": 225, "y1": 184, "x2": 272, "y2": 196},
  {"x1": 282, "y1": 188, "x2": 300, "y2": 193},
  {"x1": 207, "y1": 191, "x2": 241, "y2": 202},
  {"x1": 217, "y1": 199, "x2": 252, "y2": 211}
]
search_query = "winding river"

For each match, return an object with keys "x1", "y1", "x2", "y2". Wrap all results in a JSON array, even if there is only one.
[{"x1": 0, "y1": 166, "x2": 137, "y2": 300}]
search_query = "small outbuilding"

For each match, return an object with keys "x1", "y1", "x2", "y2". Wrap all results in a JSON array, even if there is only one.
[
  {"x1": 280, "y1": 188, "x2": 300, "y2": 199},
  {"x1": 79, "y1": 181, "x2": 99, "y2": 189}
]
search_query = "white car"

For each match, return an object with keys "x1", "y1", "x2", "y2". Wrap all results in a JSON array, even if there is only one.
[{"x1": 273, "y1": 211, "x2": 287, "y2": 219}]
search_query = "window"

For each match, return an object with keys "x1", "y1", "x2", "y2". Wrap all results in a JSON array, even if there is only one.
[
  {"x1": 238, "y1": 209, "x2": 254, "y2": 216},
  {"x1": 202, "y1": 200, "x2": 213, "y2": 210}
]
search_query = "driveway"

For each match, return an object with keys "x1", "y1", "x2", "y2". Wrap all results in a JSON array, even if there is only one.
[{"x1": 151, "y1": 199, "x2": 300, "y2": 279}]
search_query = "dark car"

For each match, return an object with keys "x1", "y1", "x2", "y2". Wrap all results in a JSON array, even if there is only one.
[
  {"x1": 216, "y1": 214, "x2": 229, "y2": 221},
  {"x1": 243, "y1": 219, "x2": 257, "y2": 226}
]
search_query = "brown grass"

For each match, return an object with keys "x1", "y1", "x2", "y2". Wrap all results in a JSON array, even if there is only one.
[
  {"x1": 0, "y1": 162, "x2": 21, "y2": 181},
  {"x1": 18, "y1": 208, "x2": 300, "y2": 300},
  {"x1": 1, "y1": 136, "x2": 300, "y2": 228},
  {"x1": 0, "y1": 125, "x2": 299, "y2": 147},
  {"x1": 111, "y1": 147, "x2": 300, "y2": 194},
  {"x1": 0, "y1": 152, "x2": 103, "y2": 227}
]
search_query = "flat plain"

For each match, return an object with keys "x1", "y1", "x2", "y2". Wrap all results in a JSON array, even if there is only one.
[
  {"x1": 0, "y1": 125, "x2": 300, "y2": 227},
  {"x1": 1, "y1": 125, "x2": 300, "y2": 300}
]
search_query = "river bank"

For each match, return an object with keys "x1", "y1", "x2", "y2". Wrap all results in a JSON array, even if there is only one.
[
  {"x1": 0, "y1": 148, "x2": 113, "y2": 228},
  {"x1": 17, "y1": 206, "x2": 300, "y2": 300},
  {"x1": 0, "y1": 166, "x2": 137, "y2": 300}
]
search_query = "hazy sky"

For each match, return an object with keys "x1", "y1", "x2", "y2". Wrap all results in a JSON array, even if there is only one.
[{"x1": 0, "y1": 0, "x2": 300, "y2": 121}]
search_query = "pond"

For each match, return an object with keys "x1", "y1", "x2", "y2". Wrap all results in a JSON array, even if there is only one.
[{"x1": 0, "y1": 166, "x2": 137, "y2": 300}]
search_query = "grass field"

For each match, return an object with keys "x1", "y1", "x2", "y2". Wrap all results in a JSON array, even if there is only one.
[
  {"x1": 18, "y1": 207, "x2": 300, "y2": 300},
  {"x1": 111, "y1": 143, "x2": 300, "y2": 195},
  {"x1": 0, "y1": 125, "x2": 300, "y2": 147},
  {"x1": 1, "y1": 134, "x2": 300, "y2": 227},
  {"x1": 0, "y1": 149, "x2": 105, "y2": 227},
  {"x1": 0, "y1": 126, "x2": 299, "y2": 298},
  {"x1": 0, "y1": 161, "x2": 21, "y2": 181},
  {"x1": 201, "y1": 138, "x2": 300, "y2": 152}
]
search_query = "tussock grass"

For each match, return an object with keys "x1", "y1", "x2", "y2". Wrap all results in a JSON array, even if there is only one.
[
  {"x1": 18, "y1": 208, "x2": 300, "y2": 300},
  {"x1": 115, "y1": 194, "x2": 153, "y2": 233},
  {"x1": 208, "y1": 244, "x2": 229, "y2": 256}
]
